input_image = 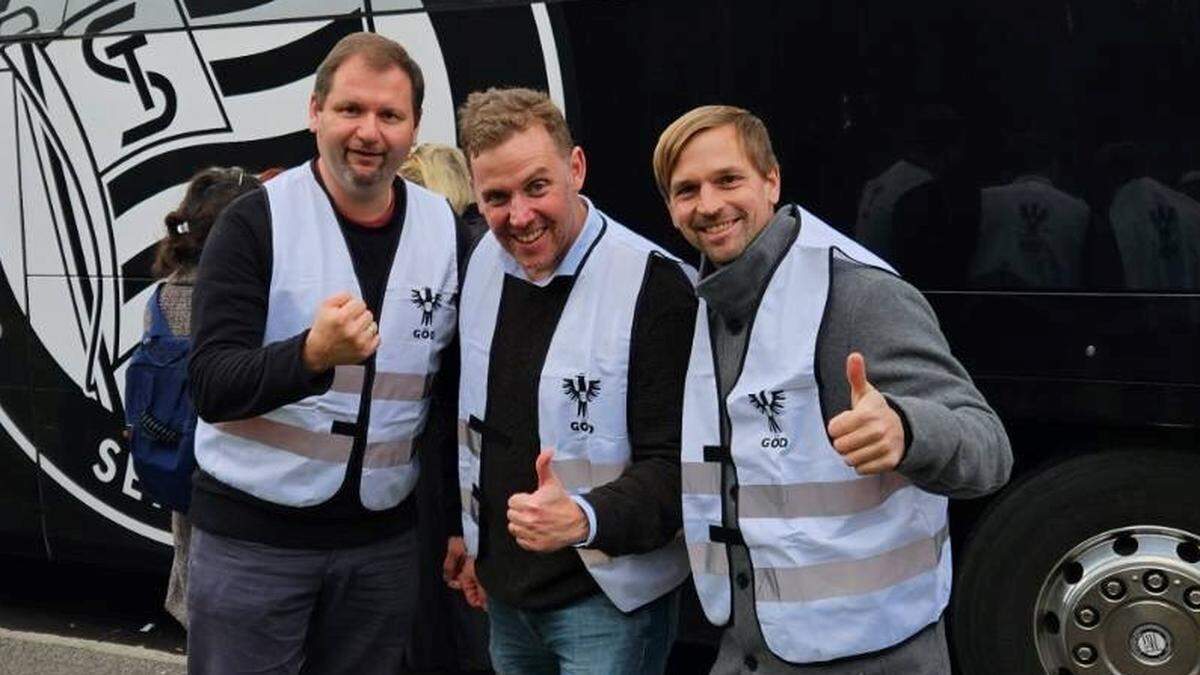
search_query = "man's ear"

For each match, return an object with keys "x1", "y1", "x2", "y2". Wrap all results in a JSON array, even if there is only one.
[
  {"x1": 765, "y1": 165, "x2": 781, "y2": 208},
  {"x1": 569, "y1": 146, "x2": 586, "y2": 192},
  {"x1": 307, "y1": 93, "x2": 320, "y2": 134}
]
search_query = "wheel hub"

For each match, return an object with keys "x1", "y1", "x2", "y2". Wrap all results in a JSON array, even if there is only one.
[
  {"x1": 1131, "y1": 623, "x2": 1171, "y2": 663},
  {"x1": 1035, "y1": 527, "x2": 1200, "y2": 674}
]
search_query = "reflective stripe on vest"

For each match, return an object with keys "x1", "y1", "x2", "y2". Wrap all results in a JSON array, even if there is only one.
[
  {"x1": 680, "y1": 206, "x2": 952, "y2": 663},
  {"x1": 458, "y1": 207, "x2": 692, "y2": 612},
  {"x1": 194, "y1": 162, "x2": 458, "y2": 510}
]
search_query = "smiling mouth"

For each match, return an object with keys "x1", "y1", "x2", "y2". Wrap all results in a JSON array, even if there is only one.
[
  {"x1": 512, "y1": 226, "x2": 548, "y2": 245},
  {"x1": 348, "y1": 149, "x2": 384, "y2": 163},
  {"x1": 697, "y1": 216, "x2": 740, "y2": 237}
]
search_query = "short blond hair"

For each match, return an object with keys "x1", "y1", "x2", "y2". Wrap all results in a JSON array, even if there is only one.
[
  {"x1": 399, "y1": 143, "x2": 473, "y2": 215},
  {"x1": 457, "y1": 88, "x2": 573, "y2": 163},
  {"x1": 652, "y1": 105, "x2": 778, "y2": 200}
]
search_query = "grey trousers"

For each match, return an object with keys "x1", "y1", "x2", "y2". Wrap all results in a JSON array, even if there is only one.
[{"x1": 187, "y1": 527, "x2": 418, "y2": 675}]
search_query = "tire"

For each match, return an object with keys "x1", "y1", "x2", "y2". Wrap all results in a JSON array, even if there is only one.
[{"x1": 951, "y1": 449, "x2": 1200, "y2": 675}]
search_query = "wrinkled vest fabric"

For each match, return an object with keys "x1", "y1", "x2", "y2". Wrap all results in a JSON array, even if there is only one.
[
  {"x1": 194, "y1": 163, "x2": 458, "y2": 510},
  {"x1": 458, "y1": 213, "x2": 691, "y2": 612},
  {"x1": 681, "y1": 207, "x2": 952, "y2": 663}
]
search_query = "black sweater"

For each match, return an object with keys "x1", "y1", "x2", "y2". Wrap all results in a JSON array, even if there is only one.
[
  {"x1": 474, "y1": 250, "x2": 697, "y2": 610},
  {"x1": 187, "y1": 163, "x2": 468, "y2": 548}
]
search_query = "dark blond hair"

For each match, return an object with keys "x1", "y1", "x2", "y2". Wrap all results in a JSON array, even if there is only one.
[
  {"x1": 457, "y1": 88, "x2": 573, "y2": 163},
  {"x1": 313, "y1": 32, "x2": 424, "y2": 121},
  {"x1": 652, "y1": 105, "x2": 778, "y2": 200},
  {"x1": 399, "y1": 143, "x2": 473, "y2": 215},
  {"x1": 154, "y1": 167, "x2": 261, "y2": 277}
]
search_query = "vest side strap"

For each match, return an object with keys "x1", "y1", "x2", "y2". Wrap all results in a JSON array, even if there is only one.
[
  {"x1": 737, "y1": 472, "x2": 911, "y2": 519},
  {"x1": 702, "y1": 445, "x2": 732, "y2": 463},
  {"x1": 215, "y1": 417, "x2": 353, "y2": 463},
  {"x1": 754, "y1": 525, "x2": 949, "y2": 603},
  {"x1": 362, "y1": 437, "x2": 414, "y2": 467},
  {"x1": 709, "y1": 525, "x2": 745, "y2": 546},
  {"x1": 681, "y1": 462, "x2": 721, "y2": 494},
  {"x1": 457, "y1": 419, "x2": 482, "y2": 457}
]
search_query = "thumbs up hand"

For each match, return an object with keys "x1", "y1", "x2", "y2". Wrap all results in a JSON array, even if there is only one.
[
  {"x1": 826, "y1": 352, "x2": 905, "y2": 475},
  {"x1": 507, "y1": 449, "x2": 590, "y2": 552}
]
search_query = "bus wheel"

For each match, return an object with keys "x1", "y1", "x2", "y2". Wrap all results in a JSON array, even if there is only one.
[{"x1": 951, "y1": 450, "x2": 1200, "y2": 675}]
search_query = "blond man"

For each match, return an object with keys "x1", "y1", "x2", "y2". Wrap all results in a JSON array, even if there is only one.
[
  {"x1": 444, "y1": 87, "x2": 695, "y2": 674},
  {"x1": 655, "y1": 105, "x2": 1012, "y2": 674}
]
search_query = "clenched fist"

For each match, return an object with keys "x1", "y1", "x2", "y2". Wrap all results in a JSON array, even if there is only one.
[{"x1": 302, "y1": 292, "x2": 380, "y2": 373}]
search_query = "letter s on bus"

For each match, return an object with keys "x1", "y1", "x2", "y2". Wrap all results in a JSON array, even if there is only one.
[{"x1": 93, "y1": 438, "x2": 121, "y2": 483}]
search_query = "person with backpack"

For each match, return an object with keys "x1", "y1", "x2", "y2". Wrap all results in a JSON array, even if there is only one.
[{"x1": 125, "y1": 166, "x2": 262, "y2": 629}]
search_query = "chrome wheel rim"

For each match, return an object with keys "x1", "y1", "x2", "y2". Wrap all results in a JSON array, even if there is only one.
[{"x1": 1035, "y1": 526, "x2": 1200, "y2": 674}]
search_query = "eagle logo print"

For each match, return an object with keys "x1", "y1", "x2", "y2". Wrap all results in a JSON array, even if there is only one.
[
  {"x1": 562, "y1": 374, "x2": 602, "y2": 419},
  {"x1": 410, "y1": 287, "x2": 442, "y2": 326},
  {"x1": 748, "y1": 390, "x2": 786, "y2": 434}
]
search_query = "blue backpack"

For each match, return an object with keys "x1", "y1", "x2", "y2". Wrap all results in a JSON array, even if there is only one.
[{"x1": 124, "y1": 284, "x2": 197, "y2": 512}]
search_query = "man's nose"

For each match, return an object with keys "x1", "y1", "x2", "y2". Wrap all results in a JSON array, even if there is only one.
[
  {"x1": 697, "y1": 183, "x2": 722, "y2": 215},
  {"x1": 509, "y1": 195, "x2": 536, "y2": 227},
  {"x1": 355, "y1": 114, "x2": 382, "y2": 144}
]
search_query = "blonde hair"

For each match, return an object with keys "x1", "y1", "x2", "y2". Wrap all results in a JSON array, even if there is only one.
[
  {"x1": 457, "y1": 87, "x2": 573, "y2": 163},
  {"x1": 652, "y1": 105, "x2": 778, "y2": 200},
  {"x1": 399, "y1": 143, "x2": 473, "y2": 215}
]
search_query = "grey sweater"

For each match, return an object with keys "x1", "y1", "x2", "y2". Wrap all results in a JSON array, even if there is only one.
[{"x1": 699, "y1": 206, "x2": 1012, "y2": 674}]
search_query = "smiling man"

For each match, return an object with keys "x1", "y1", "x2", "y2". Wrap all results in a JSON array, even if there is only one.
[
  {"x1": 443, "y1": 87, "x2": 695, "y2": 674},
  {"x1": 186, "y1": 33, "x2": 469, "y2": 674},
  {"x1": 654, "y1": 105, "x2": 1012, "y2": 674}
]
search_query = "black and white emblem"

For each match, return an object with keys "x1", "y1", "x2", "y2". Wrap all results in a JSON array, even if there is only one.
[
  {"x1": 0, "y1": 2, "x2": 568, "y2": 547},
  {"x1": 562, "y1": 374, "x2": 601, "y2": 433},
  {"x1": 410, "y1": 287, "x2": 442, "y2": 327},
  {"x1": 749, "y1": 389, "x2": 789, "y2": 450}
]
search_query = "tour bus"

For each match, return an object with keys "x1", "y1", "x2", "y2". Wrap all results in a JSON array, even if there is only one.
[{"x1": 1, "y1": 1, "x2": 1197, "y2": 673}]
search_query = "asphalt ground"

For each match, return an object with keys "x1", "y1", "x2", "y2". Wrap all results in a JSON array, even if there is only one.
[
  {"x1": 0, "y1": 555, "x2": 717, "y2": 674},
  {"x1": 0, "y1": 555, "x2": 186, "y2": 674}
]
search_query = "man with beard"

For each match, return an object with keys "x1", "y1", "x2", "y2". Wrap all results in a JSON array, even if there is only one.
[
  {"x1": 186, "y1": 33, "x2": 468, "y2": 674},
  {"x1": 653, "y1": 105, "x2": 1012, "y2": 673},
  {"x1": 443, "y1": 88, "x2": 695, "y2": 674}
]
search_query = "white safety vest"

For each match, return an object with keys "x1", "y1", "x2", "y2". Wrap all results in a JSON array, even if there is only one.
[
  {"x1": 457, "y1": 210, "x2": 691, "y2": 612},
  {"x1": 681, "y1": 206, "x2": 952, "y2": 663},
  {"x1": 194, "y1": 162, "x2": 458, "y2": 511},
  {"x1": 969, "y1": 175, "x2": 1089, "y2": 288},
  {"x1": 1109, "y1": 177, "x2": 1200, "y2": 290}
]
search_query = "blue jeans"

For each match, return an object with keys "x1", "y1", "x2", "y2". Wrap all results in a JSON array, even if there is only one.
[{"x1": 488, "y1": 589, "x2": 679, "y2": 675}]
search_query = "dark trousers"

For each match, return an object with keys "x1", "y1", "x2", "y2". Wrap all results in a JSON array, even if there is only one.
[{"x1": 187, "y1": 526, "x2": 418, "y2": 675}]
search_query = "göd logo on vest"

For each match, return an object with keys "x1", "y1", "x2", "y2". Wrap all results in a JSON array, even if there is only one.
[
  {"x1": 749, "y1": 389, "x2": 789, "y2": 451},
  {"x1": 563, "y1": 374, "x2": 601, "y2": 434},
  {"x1": 410, "y1": 287, "x2": 442, "y2": 339}
]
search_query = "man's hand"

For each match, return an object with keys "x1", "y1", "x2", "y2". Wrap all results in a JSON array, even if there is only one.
[
  {"x1": 302, "y1": 292, "x2": 379, "y2": 372},
  {"x1": 444, "y1": 536, "x2": 467, "y2": 589},
  {"x1": 457, "y1": 555, "x2": 487, "y2": 610},
  {"x1": 827, "y1": 352, "x2": 905, "y2": 475},
  {"x1": 507, "y1": 449, "x2": 589, "y2": 553}
]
